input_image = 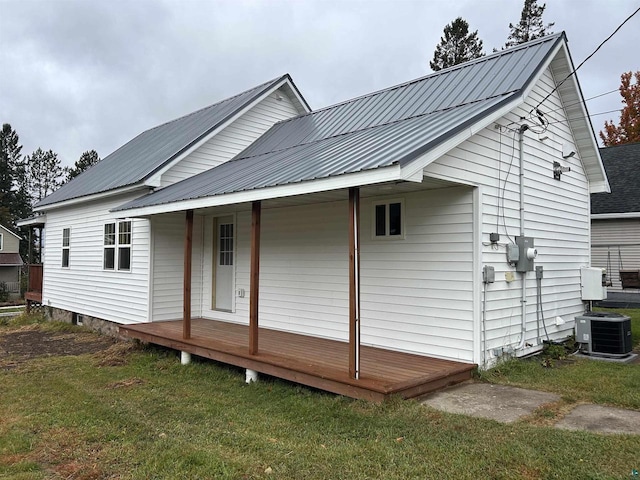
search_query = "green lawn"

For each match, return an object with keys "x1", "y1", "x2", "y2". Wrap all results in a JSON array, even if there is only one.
[
  {"x1": 1, "y1": 314, "x2": 639, "y2": 479},
  {"x1": 480, "y1": 308, "x2": 640, "y2": 410}
]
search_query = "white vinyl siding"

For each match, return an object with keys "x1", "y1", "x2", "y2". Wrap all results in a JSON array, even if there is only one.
[
  {"x1": 160, "y1": 89, "x2": 300, "y2": 187},
  {"x1": 591, "y1": 218, "x2": 640, "y2": 291},
  {"x1": 42, "y1": 193, "x2": 151, "y2": 324},
  {"x1": 150, "y1": 213, "x2": 204, "y2": 321},
  {"x1": 361, "y1": 188, "x2": 474, "y2": 361},
  {"x1": 188, "y1": 188, "x2": 474, "y2": 361},
  {"x1": 424, "y1": 66, "x2": 590, "y2": 363}
]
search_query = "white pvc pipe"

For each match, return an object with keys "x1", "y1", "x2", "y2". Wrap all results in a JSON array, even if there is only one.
[
  {"x1": 245, "y1": 369, "x2": 258, "y2": 383},
  {"x1": 180, "y1": 351, "x2": 191, "y2": 365}
]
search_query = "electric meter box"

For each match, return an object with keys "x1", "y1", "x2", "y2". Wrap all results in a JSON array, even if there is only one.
[{"x1": 515, "y1": 236, "x2": 536, "y2": 272}]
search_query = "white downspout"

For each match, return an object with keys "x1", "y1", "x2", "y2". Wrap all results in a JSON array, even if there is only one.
[{"x1": 515, "y1": 125, "x2": 529, "y2": 350}]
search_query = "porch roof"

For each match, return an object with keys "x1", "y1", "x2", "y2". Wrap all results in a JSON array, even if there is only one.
[{"x1": 114, "y1": 33, "x2": 607, "y2": 216}]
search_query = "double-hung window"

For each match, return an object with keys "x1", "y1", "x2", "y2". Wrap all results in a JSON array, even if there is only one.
[
  {"x1": 118, "y1": 221, "x2": 131, "y2": 270},
  {"x1": 373, "y1": 200, "x2": 404, "y2": 239},
  {"x1": 104, "y1": 221, "x2": 131, "y2": 271},
  {"x1": 62, "y1": 228, "x2": 70, "y2": 267}
]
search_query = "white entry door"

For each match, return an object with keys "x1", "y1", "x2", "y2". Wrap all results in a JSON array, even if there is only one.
[{"x1": 214, "y1": 216, "x2": 234, "y2": 311}]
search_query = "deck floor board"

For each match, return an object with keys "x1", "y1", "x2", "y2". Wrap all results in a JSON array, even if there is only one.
[{"x1": 120, "y1": 318, "x2": 475, "y2": 401}]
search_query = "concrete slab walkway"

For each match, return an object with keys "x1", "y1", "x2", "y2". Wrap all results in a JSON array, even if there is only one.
[
  {"x1": 422, "y1": 382, "x2": 640, "y2": 435},
  {"x1": 556, "y1": 405, "x2": 640, "y2": 435},
  {"x1": 422, "y1": 383, "x2": 560, "y2": 423}
]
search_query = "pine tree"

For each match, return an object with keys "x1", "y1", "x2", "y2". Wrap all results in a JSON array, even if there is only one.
[
  {"x1": 23, "y1": 148, "x2": 67, "y2": 202},
  {"x1": 600, "y1": 71, "x2": 640, "y2": 146},
  {"x1": 505, "y1": 0, "x2": 554, "y2": 48},
  {"x1": 66, "y1": 149, "x2": 100, "y2": 182},
  {"x1": 0, "y1": 124, "x2": 25, "y2": 226},
  {"x1": 430, "y1": 17, "x2": 484, "y2": 72}
]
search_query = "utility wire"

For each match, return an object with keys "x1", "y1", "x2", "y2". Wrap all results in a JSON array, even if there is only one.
[
  {"x1": 501, "y1": 88, "x2": 619, "y2": 130},
  {"x1": 534, "y1": 5, "x2": 640, "y2": 111}
]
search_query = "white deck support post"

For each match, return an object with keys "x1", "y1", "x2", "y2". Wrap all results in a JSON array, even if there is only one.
[
  {"x1": 245, "y1": 369, "x2": 259, "y2": 383},
  {"x1": 181, "y1": 351, "x2": 191, "y2": 365}
]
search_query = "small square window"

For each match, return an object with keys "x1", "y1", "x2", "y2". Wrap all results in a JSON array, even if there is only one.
[{"x1": 372, "y1": 200, "x2": 404, "y2": 239}]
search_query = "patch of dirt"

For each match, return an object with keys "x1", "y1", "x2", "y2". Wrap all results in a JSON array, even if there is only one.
[
  {"x1": 106, "y1": 377, "x2": 145, "y2": 389},
  {"x1": 0, "y1": 327, "x2": 116, "y2": 369}
]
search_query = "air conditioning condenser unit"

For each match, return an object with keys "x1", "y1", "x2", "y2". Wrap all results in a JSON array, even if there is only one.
[{"x1": 575, "y1": 312, "x2": 632, "y2": 358}]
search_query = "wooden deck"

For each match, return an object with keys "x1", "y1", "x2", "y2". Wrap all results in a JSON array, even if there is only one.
[{"x1": 120, "y1": 319, "x2": 476, "y2": 401}]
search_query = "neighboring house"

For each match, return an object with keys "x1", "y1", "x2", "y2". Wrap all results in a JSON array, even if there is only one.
[
  {"x1": 0, "y1": 224, "x2": 23, "y2": 297},
  {"x1": 28, "y1": 33, "x2": 609, "y2": 398},
  {"x1": 591, "y1": 142, "x2": 640, "y2": 291}
]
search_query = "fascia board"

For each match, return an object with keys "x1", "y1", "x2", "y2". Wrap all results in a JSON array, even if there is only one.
[
  {"x1": 116, "y1": 165, "x2": 401, "y2": 217},
  {"x1": 145, "y1": 77, "x2": 293, "y2": 187},
  {"x1": 16, "y1": 216, "x2": 47, "y2": 227},
  {"x1": 33, "y1": 184, "x2": 151, "y2": 212},
  {"x1": 550, "y1": 43, "x2": 610, "y2": 193}
]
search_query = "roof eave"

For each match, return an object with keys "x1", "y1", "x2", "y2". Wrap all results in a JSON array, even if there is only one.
[
  {"x1": 34, "y1": 184, "x2": 152, "y2": 212},
  {"x1": 114, "y1": 165, "x2": 402, "y2": 217},
  {"x1": 551, "y1": 41, "x2": 610, "y2": 193},
  {"x1": 16, "y1": 215, "x2": 47, "y2": 228}
]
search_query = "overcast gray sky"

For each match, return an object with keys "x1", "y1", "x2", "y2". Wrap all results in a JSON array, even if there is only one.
[{"x1": 1, "y1": 0, "x2": 638, "y2": 167}]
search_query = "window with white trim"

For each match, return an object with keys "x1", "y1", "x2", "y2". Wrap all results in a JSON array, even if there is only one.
[
  {"x1": 62, "y1": 228, "x2": 70, "y2": 267},
  {"x1": 104, "y1": 221, "x2": 131, "y2": 271},
  {"x1": 372, "y1": 200, "x2": 404, "y2": 239},
  {"x1": 0, "y1": 232, "x2": 3, "y2": 251},
  {"x1": 118, "y1": 221, "x2": 131, "y2": 270}
]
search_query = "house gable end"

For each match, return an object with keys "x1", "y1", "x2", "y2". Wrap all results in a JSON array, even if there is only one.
[
  {"x1": 155, "y1": 84, "x2": 305, "y2": 188},
  {"x1": 399, "y1": 37, "x2": 607, "y2": 192}
]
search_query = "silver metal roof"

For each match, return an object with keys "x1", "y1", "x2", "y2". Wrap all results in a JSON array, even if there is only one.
[
  {"x1": 116, "y1": 34, "x2": 564, "y2": 212},
  {"x1": 36, "y1": 74, "x2": 306, "y2": 208}
]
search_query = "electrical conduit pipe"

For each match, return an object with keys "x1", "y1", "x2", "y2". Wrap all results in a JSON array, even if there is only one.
[{"x1": 515, "y1": 125, "x2": 528, "y2": 351}]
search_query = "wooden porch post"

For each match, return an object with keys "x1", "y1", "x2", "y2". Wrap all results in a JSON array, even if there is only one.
[
  {"x1": 349, "y1": 187, "x2": 361, "y2": 379},
  {"x1": 183, "y1": 209, "x2": 194, "y2": 340},
  {"x1": 249, "y1": 201, "x2": 261, "y2": 355}
]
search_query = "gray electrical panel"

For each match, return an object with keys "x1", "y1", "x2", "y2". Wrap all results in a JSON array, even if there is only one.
[
  {"x1": 483, "y1": 266, "x2": 495, "y2": 283},
  {"x1": 515, "y1": 236, "x2": 536, "y2": 272}
]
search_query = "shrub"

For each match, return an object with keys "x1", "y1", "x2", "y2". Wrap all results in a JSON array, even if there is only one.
[{"x1": 0, "y1": 281, "x2": 9, "y2": 302}]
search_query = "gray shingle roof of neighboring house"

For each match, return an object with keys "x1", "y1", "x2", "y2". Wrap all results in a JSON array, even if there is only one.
[
  {"x1": 591, "y1": 142, "x2": 640, "y2": 215},
  {"x1": 36, "y1": 74, "x2": 307, "y2": 208},
  {"x1": 117, "y1": 33, "x2": 568, "y2": 212}
]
